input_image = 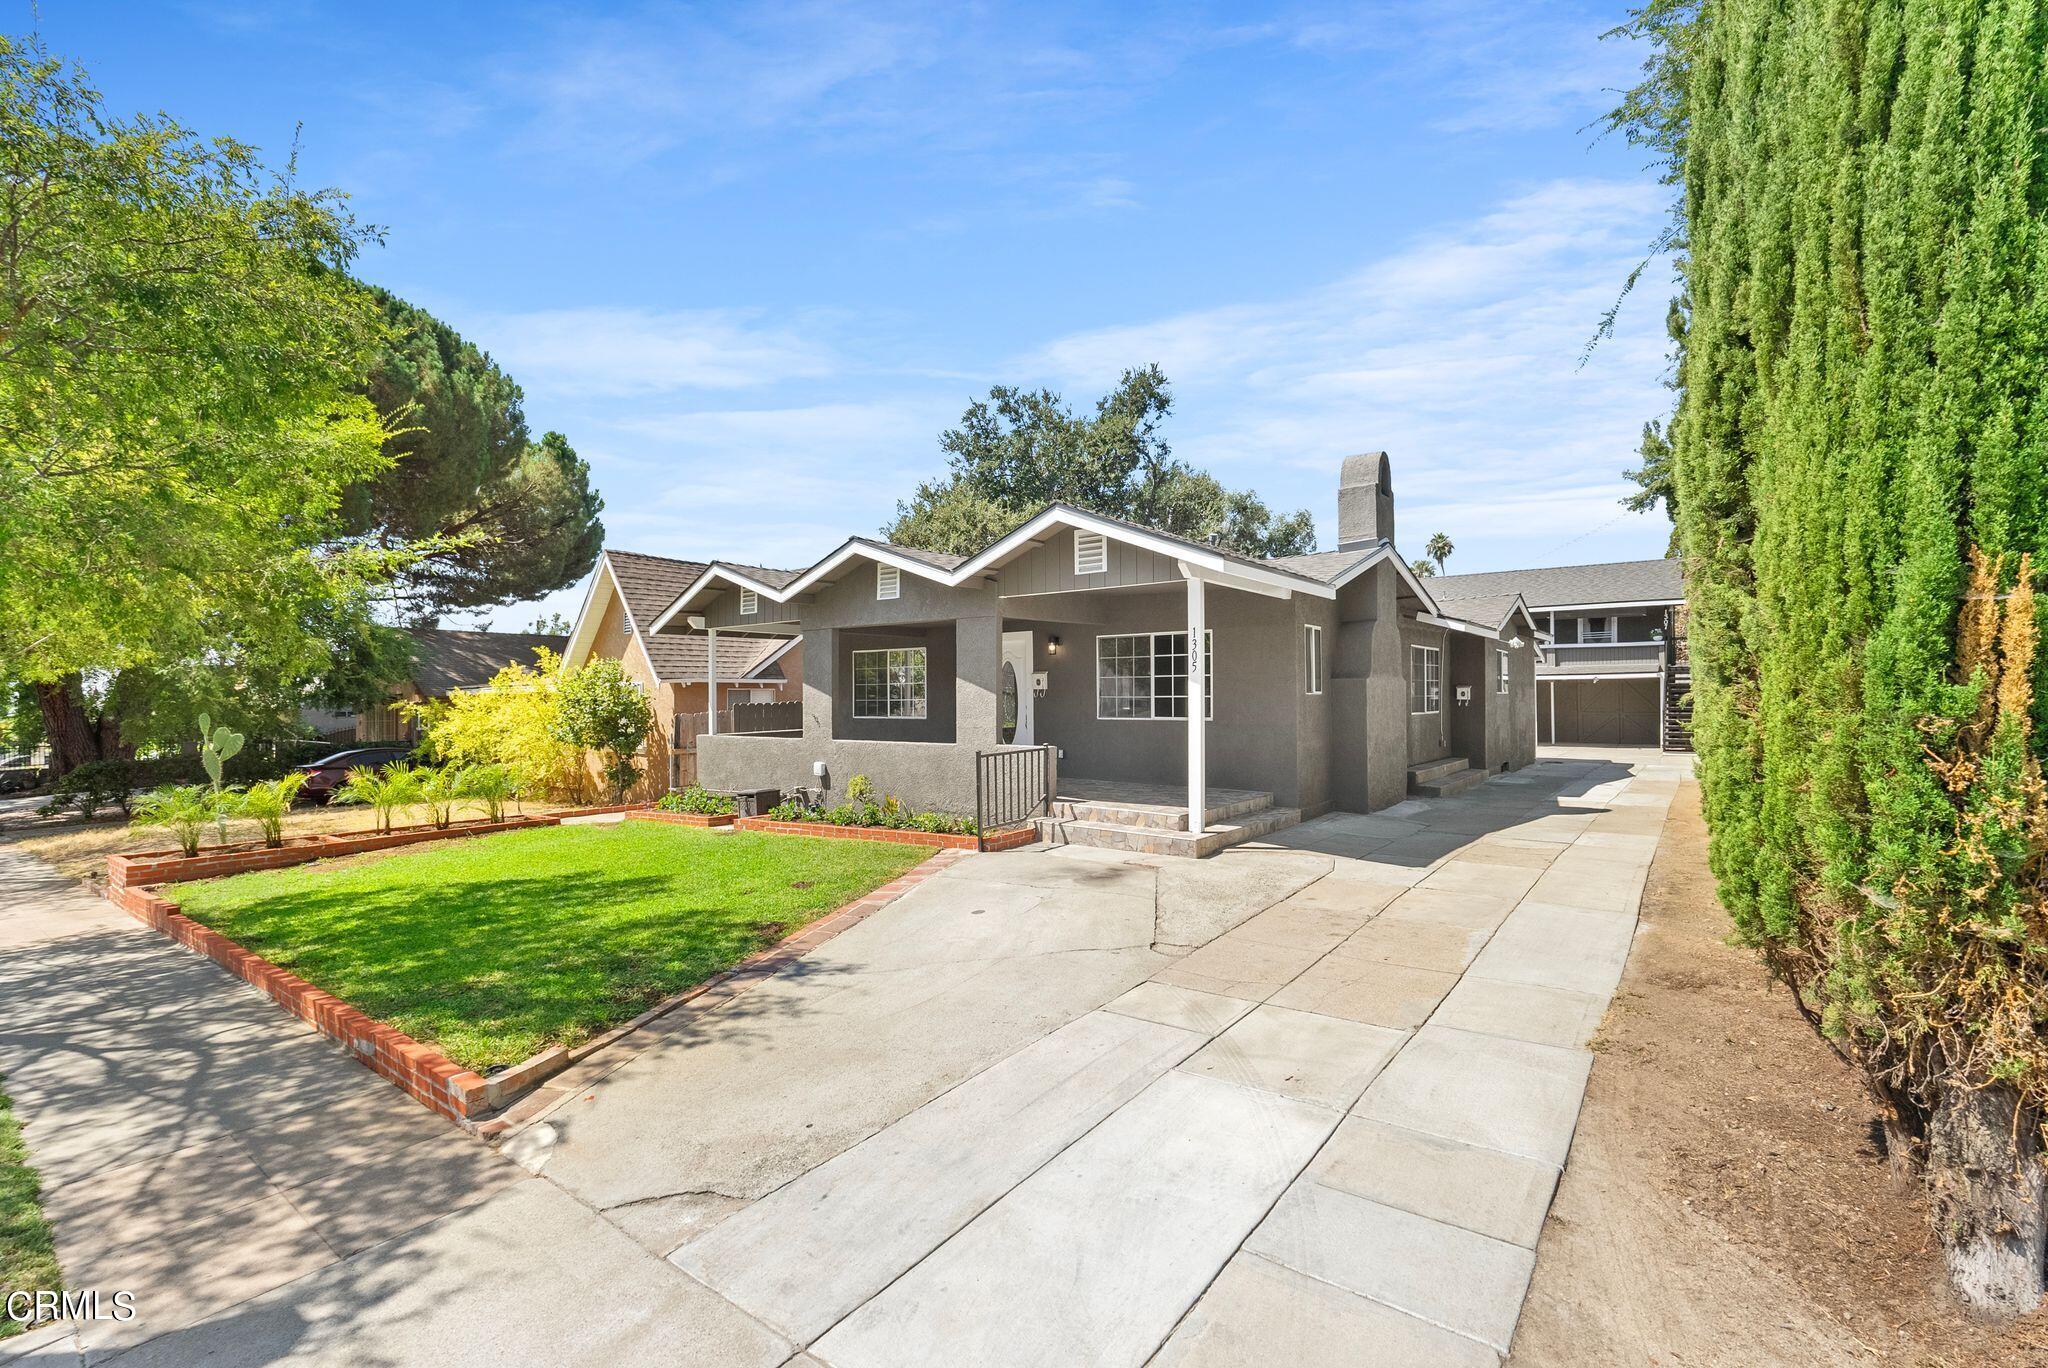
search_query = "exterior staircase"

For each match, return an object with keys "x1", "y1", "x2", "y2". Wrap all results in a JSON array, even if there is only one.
[
  {"x1": 1035, "y1": 785, "x2": 1299, "y2": 858},
  {"x1": 1663, "y1": 664, "x2": 1695, "y2": 751},
  {"x1": 1408, "y1": 756, "x2": 1486, "y2": 799}
]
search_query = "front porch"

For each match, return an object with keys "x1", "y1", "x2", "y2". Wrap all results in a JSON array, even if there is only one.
[{"x1": 1037, "y1": 779, "x2": 1301, "y2": 858}]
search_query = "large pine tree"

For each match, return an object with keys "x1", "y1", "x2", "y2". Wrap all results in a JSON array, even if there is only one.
[{"x1": 1626, "y1": 0, "x2": 2048, "y2": 1308}]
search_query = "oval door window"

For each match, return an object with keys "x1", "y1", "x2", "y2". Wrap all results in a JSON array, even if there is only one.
[{"x1": 1000, "y1": 661, "x2": 1019, "y2": 744}]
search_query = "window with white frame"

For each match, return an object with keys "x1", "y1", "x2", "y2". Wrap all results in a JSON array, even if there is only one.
[
  {"x1": 1304, "y1": 625, "x2": 1324, "y2": 695},
  {"x1": 1096, "y1": 631, "x2": 1213, "y2": 720},
  {"x1": 1409, "y1": 645, "x2": 1441, "y2": 714},
  {"x1": 850, "y1": 647, "x2": 927, "y2": 719},
  {"x1": 1073, "y1": 530, "x2": 1109, "y2": 576},
  {"x1": 876, "y1": 564, "x2": 900, "y2": 600},
  {"x1": 739, "y1": 588, "x2": 758, "y2": 616},
  {"x1": 1496, "y1": 648, "x2": 1510, "y2": 694},
  {"x1": 1580, "y1": 615, "x2": 1615, "y2": 644}
]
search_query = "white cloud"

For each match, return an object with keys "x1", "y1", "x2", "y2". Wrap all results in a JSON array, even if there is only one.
[{"x1": 474, "y1": 307, "x2": 840, "y2": 397}]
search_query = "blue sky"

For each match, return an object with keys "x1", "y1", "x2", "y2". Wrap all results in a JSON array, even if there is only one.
[{"x1": 43, "y1": 1, "x2": 1676, "y2": 628}]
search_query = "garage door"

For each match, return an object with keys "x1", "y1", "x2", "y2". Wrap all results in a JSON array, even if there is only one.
[{"x1": 1544, "y1": 679, "x2": 1658, "y2": 746}]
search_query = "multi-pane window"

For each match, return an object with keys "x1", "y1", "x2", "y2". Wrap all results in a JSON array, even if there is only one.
[
  {"x1": 1096, "y1": 632, "x2": 1213, "y2": 720},
  {"x1": 1304, "y1": 625, "x2": 1324, "y2": 695},
  {"x1": 739, "y1": 588, "x2": 758, "y2": 616},
  {"x1": 876, "y1": 564, "x2": 900, "y2": 600},
  {"x1": 1409, "y1": 645, "x2": 1441, "y2": 714},
  {"x1": 1496, "y1": 649, "x2": 1510, "y2": 694},
  {"x1": 850, "y1": 647, "x2": 927, "y2": 719}
]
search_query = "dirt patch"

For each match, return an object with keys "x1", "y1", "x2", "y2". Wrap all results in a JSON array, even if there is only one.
[{"x1": 1510, "y1": 780, "x2": 2048, "y2": 1367}]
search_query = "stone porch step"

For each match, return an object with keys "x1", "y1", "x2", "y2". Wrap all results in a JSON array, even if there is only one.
[
  {"x1": 1037, "y1": 805, "x2": 1302, "y2": 858},
  {"x1": 1407, "y1": 757, "x2": 1487, "y2": 800},
  {"x1": 1048, "y1": 789, "x2": 1274, "y2": 832},
  {"x1": 1407, "y1": 756, "x2": 1469, "y2": 787}
]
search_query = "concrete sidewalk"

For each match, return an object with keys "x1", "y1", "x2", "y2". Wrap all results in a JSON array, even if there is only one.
[{"x1": 4, "y1": 747, "x2": 1682, "y2": 1364}]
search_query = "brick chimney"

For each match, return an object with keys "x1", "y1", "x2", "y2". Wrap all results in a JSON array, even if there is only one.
[{"x1": 1336, "y1": 452, "x2": 1394, "y2": 551}]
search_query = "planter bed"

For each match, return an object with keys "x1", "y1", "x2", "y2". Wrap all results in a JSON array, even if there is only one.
[
  {"x1": 732, "y1": 815, "x2": 1038, "y2": 851},
  {"x1": 106, "y1": 803, "x2": 649, "y2": 890},
  {"x1": 626, "y1": 809, "x2": 735, "y2": 828},
  {"x1": 101, "y1": 822, "x2": 939, "y2": 1126}
]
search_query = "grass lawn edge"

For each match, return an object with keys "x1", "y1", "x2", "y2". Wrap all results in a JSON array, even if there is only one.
[{"x1": 0, "y1": 1075, "x2": 61, "y2": 1341}]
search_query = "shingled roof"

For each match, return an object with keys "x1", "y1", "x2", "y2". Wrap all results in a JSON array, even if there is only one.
[
  {"x1": 602, "y1": 549, "x2": 791, "y2": 682},
  {"x1": 1425, "y1": 558, "x2": 1683, "y2": 609},
  {"x1": 407, "y1": 629, "x2": 566, "y2": 696}
]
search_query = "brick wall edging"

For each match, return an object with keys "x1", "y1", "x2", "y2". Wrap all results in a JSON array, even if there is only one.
[
  {"x1": 624, "y1": 809, "x2": 734, "y2": 828},
  {"x1": 103, "y1": 839, "x2": 969, "y2": 1129}
]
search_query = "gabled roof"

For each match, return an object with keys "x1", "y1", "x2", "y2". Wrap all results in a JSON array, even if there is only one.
[
  {"x1": 407, "y1": 629, "x2": 566, "y2": 696},
  {"x1": 565, "y1": 549, "x2": 794, "y2": 683},
  {"x1": 1426, "y1": 558, "x2": 1683, "y2": 610}
]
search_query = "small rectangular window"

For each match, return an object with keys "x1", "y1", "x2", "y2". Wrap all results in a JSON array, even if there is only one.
[
  {"x1": 877, "y1": 564, "x2": 900, "y2": 600},
  {"x1": 1073, "y1": 530, "x2": 1109, "y2": 576},
  {"x1": 850, "y1": 647, "x2": 926, "y2": 719},
  {"x1": 1581, "y1": 615, "x2": 1615, "y2": 644},
  {"x1": 738, "y1": 588, "x2": 758, "y2": 616},
  {"x1": 1496, "y1": 649, "x2": 1510, "y2": 694},
  {"x1": 1304, "y1": 625, "x2": 1324, "y2": 695},
  {"x1": 1409, "y1": 645, "x2": 1441, "y2": 714}
]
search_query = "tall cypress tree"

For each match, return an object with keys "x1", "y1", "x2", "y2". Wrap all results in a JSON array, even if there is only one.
[{"x1": 1624, "y1": 0, "x2": 2048, "y2": 1308}]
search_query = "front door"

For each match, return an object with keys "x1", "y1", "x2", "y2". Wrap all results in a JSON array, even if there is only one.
[{"x1": 1000, "y1": 630, "x2": 1036, "y2": 746}]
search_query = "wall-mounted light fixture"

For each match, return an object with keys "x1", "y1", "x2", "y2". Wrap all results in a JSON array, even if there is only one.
[{"x1": 1047, "y1": 635, "x2": 1061, "y2": 657}]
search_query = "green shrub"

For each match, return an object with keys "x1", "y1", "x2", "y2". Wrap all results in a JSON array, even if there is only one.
[
  {"x1": 457, "y1": 763, "x2": 520, "y2": 823},
  {"x1": 415, "y1": 765, "x2": 466, "y2": 830},
  {"x1": 657, "y1": 785, "x2": 735, "y2": 816},
  {"x1": 235, "y1": 773, "x2": 308, "y2": 848},
  {"x1": 334, "y1": 764, "x2": 422, "y2": 834},
  {"x1": 130, "y1": 784, "x2": 223, "y2": 858},
  {"x1": 551, "y1": 659, "x2": 654, "y2": 802},
  {"x1": 37, "y1": 759, "x2": 136, "y2": 819},
  {"x1": 764, "y1": 776, "x2": 974, "y2": 835}
]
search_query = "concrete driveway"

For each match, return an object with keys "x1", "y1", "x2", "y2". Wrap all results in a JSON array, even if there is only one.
[{"x1": 5, "y1": 747, "x2": 1683, "y2": 1365}]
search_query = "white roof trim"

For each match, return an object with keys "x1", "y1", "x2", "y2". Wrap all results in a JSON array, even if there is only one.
[
  {"x1": 742, "y1": 634, "x2": 801, "y2": 680},
  {"x1": 1325, "y1": 544, "x2": 1446, "y2": 616},
  {"x1": 561, "y1": 554, "x2": 622, "y2": 672},
  {"x1": 1533, "y1": 598, "x2": 1682, "y2": 613},
  {"x1": 652, "y1": 506, "x2": 1339, "y2": 631}
]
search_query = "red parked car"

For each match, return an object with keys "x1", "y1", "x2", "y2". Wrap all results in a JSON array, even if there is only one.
[{"x1": 294, "y1": 745, "x2": 413, "y2": 804}]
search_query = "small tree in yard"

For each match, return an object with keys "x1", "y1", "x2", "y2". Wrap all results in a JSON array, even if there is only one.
[
  {"x1": 405, "y1": 648, "x2": 591, "y2": 802},
  {"x1": 552, "y1": 660, "x2": 653, "y2": 801}
]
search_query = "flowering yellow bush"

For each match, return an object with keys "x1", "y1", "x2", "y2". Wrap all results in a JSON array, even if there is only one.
[{"x1": 403, "y1": 647, "x2": 593, "y2": 803}]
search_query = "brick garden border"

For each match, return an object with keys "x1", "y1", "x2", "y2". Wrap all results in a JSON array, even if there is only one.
[
  {"x1": 101, "y1": 814, "x2": 964, "y2": 1128},
  {"x1": 624, "y1": 809, "x2": 734, "y2": 828},
  {"x1": 732, "y1": 815, "x2": 1039, "y2": 851}
]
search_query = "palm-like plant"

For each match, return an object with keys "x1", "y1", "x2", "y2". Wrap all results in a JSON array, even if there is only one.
[
  {"x1": 457, "y1": 763, "x2": 520, "y2": 823},
  {"x1": 236, "y1": 772, "x2": 308, "y2": 848},
  {"x1": 415, "y1": 764, "x2": 466, "y2": 830},
  {"x1": 1425, "y1": 531, "x2": 1454, "y2": 575},
  {"x1": 130, "y1": 784, "x2": 220, "y2": 858},
  {"x1": 334, "y1": 764, "x2": 422, "y2": 835}
]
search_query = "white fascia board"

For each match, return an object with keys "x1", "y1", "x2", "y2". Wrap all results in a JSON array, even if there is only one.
[
  {"x1": 1174, "y1": 559, "x2": 1292, "y2": 600},
  {"x1": 560, "y1": 556, "x2": 619, "y2": 671},
  {"x1": 1417, "y1": 611, "x2": 1518, "y2": 641},
  {"x1": 782, "y1": 540, "x2": 957, "y2": 596},
  {"x1": 965, "y1": 506, "x2": 1334, "y2": 599},
  {"x1": 1329, "y1": 544, "x2": 1444, "y2": 615},
  {"x1": 1535, "y1": 598, "x2": 1684, "y2": 613},
  {"x1": 741, "y1": 634, "x2": 802, "y2": 680},
  {"x1": 647, "y1": 564, "x2": 794, "y2": 635}
]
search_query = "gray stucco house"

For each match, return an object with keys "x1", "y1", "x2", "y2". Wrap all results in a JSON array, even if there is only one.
[
  {"x1": 649, "y1": 454, "x2": 1543, "y2": 854},
  {"x1": 1428, "y1": 557, "x2": 1687, "y2": 750}
]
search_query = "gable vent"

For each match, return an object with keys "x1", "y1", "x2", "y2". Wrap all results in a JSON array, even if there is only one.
[
  {"x1": 877, "y1": 564, "x2": 901, "y2": 600},
  {"x1": 739, "y1": 588, "x2": 758, "y2": 616},
  {"x1": 1073, "y1": 530, "x2": 1109, "y2": 576}
]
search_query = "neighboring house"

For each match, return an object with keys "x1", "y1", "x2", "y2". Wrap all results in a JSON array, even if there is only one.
[
  {"x1": 1428, "y1": 558, "x2": 1688, "y2": 750},
  {"x1": 325, "y1": 628, "x2": 569, "y2": 745},
  {"x1": 646, "y1": 454, "x2": 1543, "y2": 854},
  {"x1": 561, "y1": 549, "x2": 802, "y2": 798}
]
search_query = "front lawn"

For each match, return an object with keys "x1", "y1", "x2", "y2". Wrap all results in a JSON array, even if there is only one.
[
  {"x1": 168, "y1": 823, "x2": 929, "y2": 1071},
  {"x1": 1, "y1": 1075, "x2": 61, "y2": 1341}
]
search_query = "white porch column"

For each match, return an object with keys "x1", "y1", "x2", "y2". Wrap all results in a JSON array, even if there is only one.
[
  {"x1": 1187, "y1": 574, "x2": 1207, "y2": 837},
  {"x1": 706, "y1": 629, "x2": 719, "y2": 734}
]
